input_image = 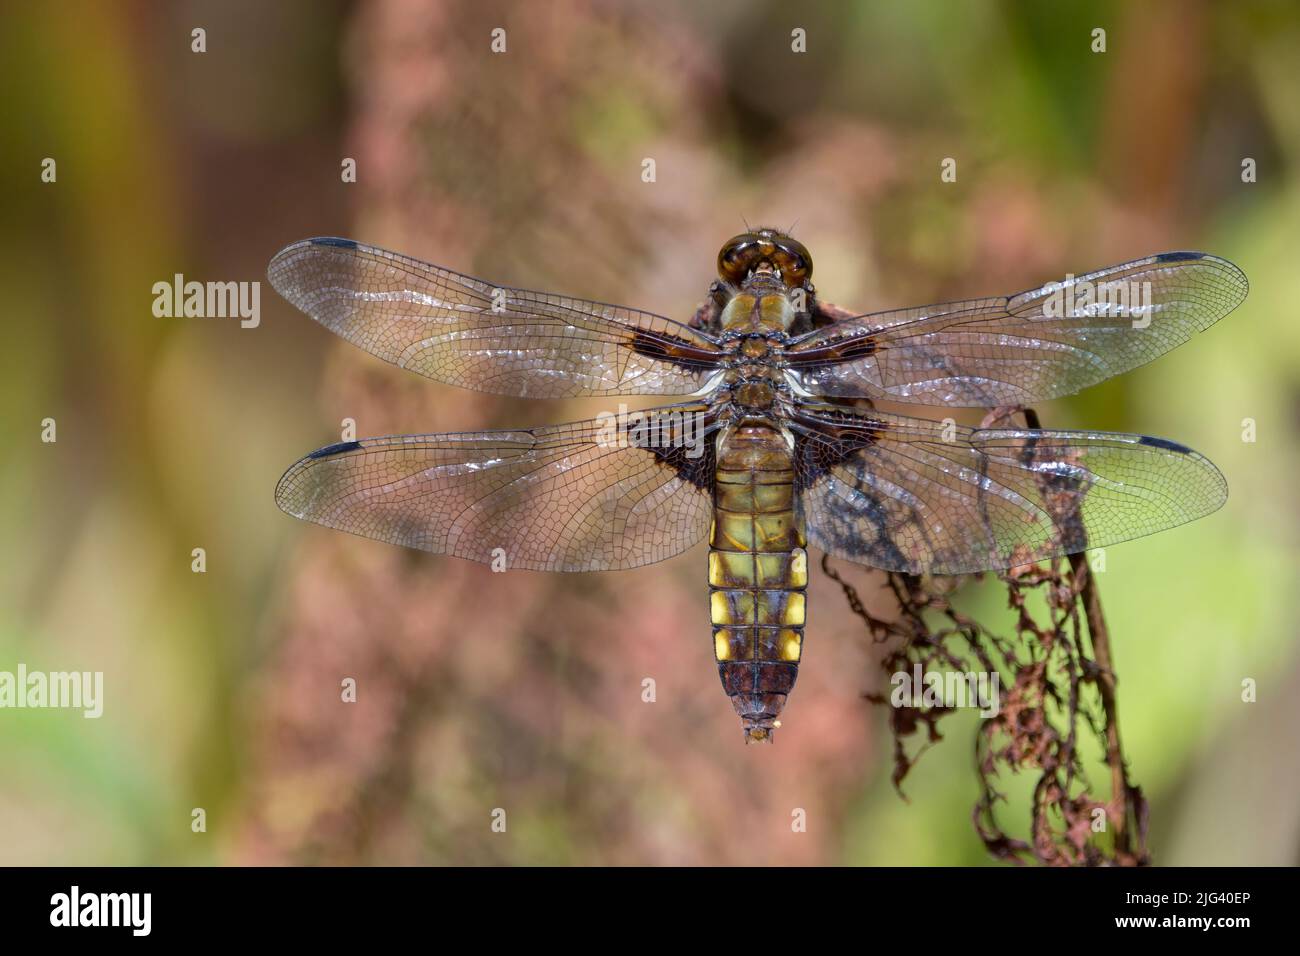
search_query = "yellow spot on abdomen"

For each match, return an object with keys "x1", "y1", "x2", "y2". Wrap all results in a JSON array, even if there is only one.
[
  {"x1": 790, "y1": 548, "x2": 808, "y2": 587},
  {"x1": 782, "y1": 593, "x2": 806, "y2": 627},
  {"x1": 711, "y1": 590, "x2": 755, "y2": 625}
]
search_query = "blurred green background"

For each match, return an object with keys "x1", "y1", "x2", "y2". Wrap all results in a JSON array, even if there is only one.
[{"x1": 1, "y1": 0, "x2": 1297, "y2": 865}]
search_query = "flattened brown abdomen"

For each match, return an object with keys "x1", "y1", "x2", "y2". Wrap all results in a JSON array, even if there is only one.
[{"x1": 709, "y1": 423, "x2": 808, "y2": 742}]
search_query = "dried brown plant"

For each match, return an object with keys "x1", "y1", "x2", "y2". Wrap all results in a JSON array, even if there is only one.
[{"x1": 824, "y1": 406, "x2": 1150, "y2": 866}]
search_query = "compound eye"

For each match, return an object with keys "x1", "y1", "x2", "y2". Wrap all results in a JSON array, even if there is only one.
[
  {"x1": 772, "y1": 238, "x2": 812, "y2": 285},
  {"x1": 718, "y1": 235, "x2": 761, "y2": 283}
]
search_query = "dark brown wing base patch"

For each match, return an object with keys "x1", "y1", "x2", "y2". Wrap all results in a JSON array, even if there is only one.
[
  {"x1": 650, "y1": 440, "x2": 717, "y2": 492},
  {"x1": 628, "y1": 329, "x2": 728, "y2": 372}
]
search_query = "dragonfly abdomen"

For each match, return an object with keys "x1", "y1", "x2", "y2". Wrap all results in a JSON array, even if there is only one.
[{"x1": 709, "y1": 424, "x2": 808, "y2": 743}]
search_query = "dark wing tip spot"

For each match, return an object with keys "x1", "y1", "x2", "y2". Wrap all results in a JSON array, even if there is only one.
[
  {"x1": 308, "y1": 440, "x2": 364, "y2": 459},
  {"x1": 1138, "y1": 435, "x2": 1193, "y2": 455},
  {"x1": 310, "y1": 237, "x2": 359, "y2": 249},
  {"x1": 1155, "y1": 251, "x2": 1205, "y2": 263}
]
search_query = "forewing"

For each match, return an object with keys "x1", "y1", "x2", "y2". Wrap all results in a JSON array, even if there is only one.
[
  {"x1": 275, "y1": 405, "x2": 719, "y2": 571},
  {"x1": 268, "y1": 238, "x2": 725, "y2": 398},
  {"x1": 787, "y1": 252, "x2": 1247, "y2": 406},
  {"x1": 791, "y1": 404, "x2": 1227, "y2": 575}
]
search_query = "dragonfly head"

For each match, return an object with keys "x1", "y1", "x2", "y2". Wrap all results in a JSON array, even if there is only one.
[{"x1": 718, "y1": 228, "x2": 812, "y2": 289}]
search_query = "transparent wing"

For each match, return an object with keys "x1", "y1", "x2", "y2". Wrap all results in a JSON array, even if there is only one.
[
  {"x1": 790, "y1": 404, "x2": 1227, "y2": 575},
  {"x1": 268, "y1": 238, "x2": 726, "y2": 398},
  {"x1": 275, "y1": 405, "x2": 719, "y2": 571},
  {"x1": 787, "y1": 252, "x2": 1247, "y2": 406}
]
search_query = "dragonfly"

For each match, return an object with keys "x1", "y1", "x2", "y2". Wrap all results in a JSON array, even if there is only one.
[{"x1": 268, "y1": 230, "x2": 1247, "y2": 743}]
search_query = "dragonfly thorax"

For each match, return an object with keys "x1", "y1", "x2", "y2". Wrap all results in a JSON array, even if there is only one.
[
  {"x1": 731, "y1": 377, "x2": 778, "y2": 411},
  {"x1": 720, "y1": 279, "x2": 798, "y2": 333}
]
